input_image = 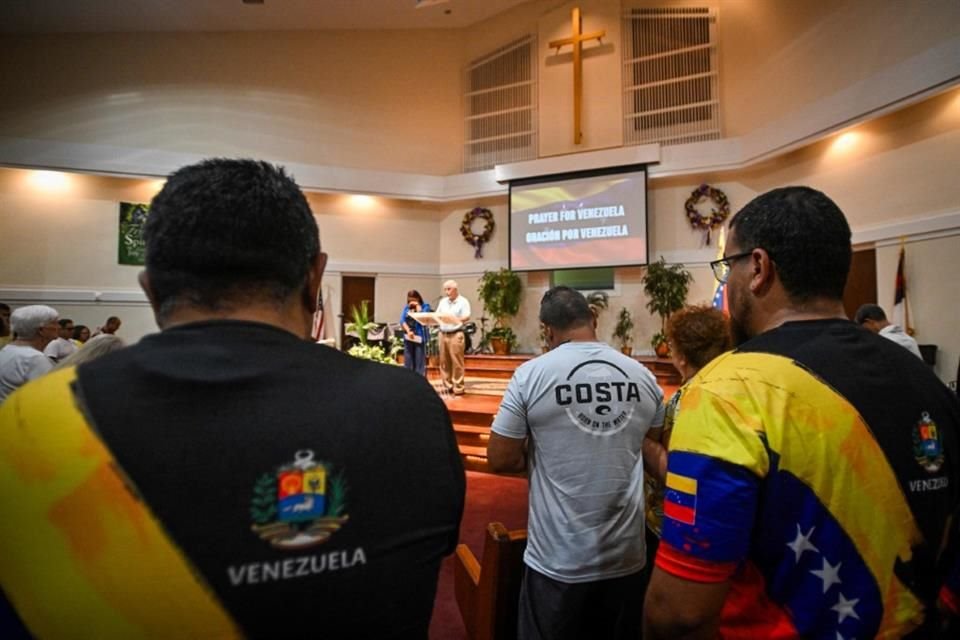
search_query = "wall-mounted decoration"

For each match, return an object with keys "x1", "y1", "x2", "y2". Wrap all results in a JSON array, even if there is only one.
[
  {"x1": 684, "y1": 184, "x2": 729, "y2": 245},
  {"x1": 460, "y1": 207, "x2": 495, "y2": 258},
  {"x1": 118, "y1": 202, "x2": 150, "y2": 265}
]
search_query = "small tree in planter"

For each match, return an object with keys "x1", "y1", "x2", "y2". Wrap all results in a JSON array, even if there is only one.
[
  {"x1": 641, "y1": 257, "x2": 692, "y2": 356},
  {"x1": 612, "y1": 307, "x2": 634, "y2": 356},
  {"x1": 539, "y1": 323, "x2": 550, "y2": 353},
  {"x1": 477, "y1": 268, "x2": 523, "y2": 354}
]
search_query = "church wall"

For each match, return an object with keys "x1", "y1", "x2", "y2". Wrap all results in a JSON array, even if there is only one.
[
  {"x1": 0, "y1": 30, "x2": 464, "y2": 175},
  {"x1": 537, "y1": 0, "x2": 624, "y2": 157},
  {"x1": 462, "y1": 0, "x2": 960, "y2": 157},
  {"x1": 877, "y1": 236, "x2": 960, "y2": 385},
  {"x1": 2, "y1": 1, "x2": 957, "y2": 180},
  {"x1": 719, "y1": 0, "x2": 960, "y2": 138}
]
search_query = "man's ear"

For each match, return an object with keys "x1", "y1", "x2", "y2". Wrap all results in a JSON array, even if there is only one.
[{"x1": 749, "y1": 248, "x2": 777, "y2": 295}]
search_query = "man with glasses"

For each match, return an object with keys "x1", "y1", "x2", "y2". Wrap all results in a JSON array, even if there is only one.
[{"x1": 644, "y1": 187, "x2": 960, "y2": 638}]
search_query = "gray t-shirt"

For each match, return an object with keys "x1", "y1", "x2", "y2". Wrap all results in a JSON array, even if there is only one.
[{"x1": 491, "y1": 341, "x2": 665, "y2": 583}]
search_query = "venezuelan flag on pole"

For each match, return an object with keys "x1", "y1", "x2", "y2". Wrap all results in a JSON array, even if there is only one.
[{"x1": 712, "y1": 226, "x2": 728, "y2": 314}]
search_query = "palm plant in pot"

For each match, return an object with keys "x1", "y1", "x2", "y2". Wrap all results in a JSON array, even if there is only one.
[
  {"x1": 641, "y1": 257, "x2": 692, "y2": 357},
  {"x1": 477, "y1": 268, "x2": 523, "y2": 355},
  {"x1": 612, "y1": 307, "x2": 634, "y2": 356}
]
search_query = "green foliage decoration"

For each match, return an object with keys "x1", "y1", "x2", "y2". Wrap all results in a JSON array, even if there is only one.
[
  {"x1": 345, "y1": 299, "x2": 401, "y2": 364},
  {"x1": 641, "y1": 256, "x2": 692, "y2": 348},
  {"x1": 612, "y1": 307, "x2": 634, "y2": 348},
  {"x1": 477, "y1": 268, "x2": 523, "y2": 329}
]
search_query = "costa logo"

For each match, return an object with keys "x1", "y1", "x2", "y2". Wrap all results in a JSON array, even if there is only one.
[{"x1": 555, "y1": 360, "x2": 642, "y2": 436}]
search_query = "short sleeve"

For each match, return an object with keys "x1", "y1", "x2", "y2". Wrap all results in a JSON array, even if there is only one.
[
  {"x1": 26, "y1": 354, "x2": 53, "y2": 381},
  {"x1": 650, "y1": 395, "x2": 666, "y2": 429},
  {"x1": 490, "y1": 371, "x2": 528, "y2": 440},
  {"x1": 655, "y1": 381, "x2": 768, "y2": 583}
]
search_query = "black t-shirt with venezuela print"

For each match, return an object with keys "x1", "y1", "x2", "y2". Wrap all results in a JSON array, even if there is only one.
[{"x1": 74, "y1": 320, "x2": 465, "y2": 638}]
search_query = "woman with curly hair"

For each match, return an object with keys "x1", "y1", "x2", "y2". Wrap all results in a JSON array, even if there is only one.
[{"x1": 640, "y1": 304, "x2": 731, "y2": 585}]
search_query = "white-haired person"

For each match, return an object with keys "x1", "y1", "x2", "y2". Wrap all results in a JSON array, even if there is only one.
[
  {"x1": 0, "y1": 305, "x2": 59, "y2": 403},
  {"x1": 53, "y1": 334, "x2": 127, "y2": 370}
]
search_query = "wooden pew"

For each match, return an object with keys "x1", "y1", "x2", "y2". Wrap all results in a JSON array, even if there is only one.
[{"x1": 453, "y1": 522, "x2": 528, "y2": 640}]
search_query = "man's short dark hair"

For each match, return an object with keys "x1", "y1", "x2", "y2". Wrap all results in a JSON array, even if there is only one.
[
  {"x1": 145, "y1": 159, "x2": 319, "y2": 319},
  {"x1": 58, "y1": 319, "x2": 73, "y2": 328},
  {"x1": 539, "y1": 286, "x2": 593, "y2": 330},
  {"x1": 730, "y1": 186, "x2": 851, "y2": 302},
  {"x1": 854, "y1": 303, "x2": 887, "y2": 325}
]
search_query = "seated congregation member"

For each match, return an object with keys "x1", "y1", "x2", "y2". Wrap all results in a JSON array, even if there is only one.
[
  {"x1": 400, "y1": 289, "x2": 431, "y2": 376},
  {"x1": 640, "y1": 304, "x2": 730, "y2": 574},
  {"x1": 0, "y1": 305, "x2": 58, "y2": 404},
  {"x1": 644, "y1": 187, "x2": 960, "y2": 639},
  {"x1": 487, "y1": 286, "x2": 664, "y2": 640},
  {"x1": 71, "y1": 324, "x2": 91, "y2": 346},
  {"x1": 0, "y1": 159, "x2": 466, "y2": 638},
  {"x1": 854, "y1": 302, "x2": 923, "y2": 359},
  {"x1": 43, "y1": 318, "x2": 78, "y2": 362}
]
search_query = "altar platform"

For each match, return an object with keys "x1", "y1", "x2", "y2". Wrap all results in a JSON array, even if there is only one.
[{"x1": 429, "y1": 354, "x2": 681, "y2": 473}]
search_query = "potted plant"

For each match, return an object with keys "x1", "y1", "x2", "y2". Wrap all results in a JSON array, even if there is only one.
[
  {"x1": 538, "y1": 323, "x2": 550, "y2": 353},
  {"x1": 477, "y1": 268, "x2": 523, "y2": 355},
  {"x1": 612, "y1": 307, "x2": 634, "y2": 356},
  {"x1": 344, "y1": 300, "x2": 401, "y2": 365},
  {"x1": 641, "y1": 257, "x2": 692, "y2": 357}
]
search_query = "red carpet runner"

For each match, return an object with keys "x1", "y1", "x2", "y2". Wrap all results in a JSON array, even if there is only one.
[{"x1": 429, "y1": 470, "x2": 529, "y2": 639}]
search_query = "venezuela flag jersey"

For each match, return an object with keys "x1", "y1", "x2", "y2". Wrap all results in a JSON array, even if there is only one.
[{"x1": 657, "y1": 319, "x2": 960, "y2": 638}]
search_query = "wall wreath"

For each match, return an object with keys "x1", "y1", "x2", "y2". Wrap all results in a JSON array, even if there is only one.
[
  {"x1": 685, "y1": 184, "x2": 730, "y2": 245},
  {"x1": 460, "y1": 207, "x2": 495, "y2": 258}
]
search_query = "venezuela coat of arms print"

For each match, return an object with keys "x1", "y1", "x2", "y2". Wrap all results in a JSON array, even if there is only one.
[
  {"x1": 249, "y1": 449, "x2": 350, "y2": 549},
  {"x1": 913, "y1": 411, "x2": 945, "y2": 473}
]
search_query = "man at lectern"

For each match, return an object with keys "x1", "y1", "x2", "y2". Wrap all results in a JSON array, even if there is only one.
[{"x1": 436, "y1": 279, "x2": 471, "y2": 395}]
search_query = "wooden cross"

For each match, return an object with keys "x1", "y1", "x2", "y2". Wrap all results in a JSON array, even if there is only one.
[{"x1": 549, "y1": 7, "x2": 606, "y2": 145}]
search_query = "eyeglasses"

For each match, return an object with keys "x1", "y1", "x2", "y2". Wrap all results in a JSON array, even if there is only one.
[{"x1": 709, "y1": 250, "x2": 754, "y2": 283}]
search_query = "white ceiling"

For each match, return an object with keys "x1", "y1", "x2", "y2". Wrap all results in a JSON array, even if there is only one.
[{"x1": 0, "y1": 0, "x2": 534, "y2": 33}]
